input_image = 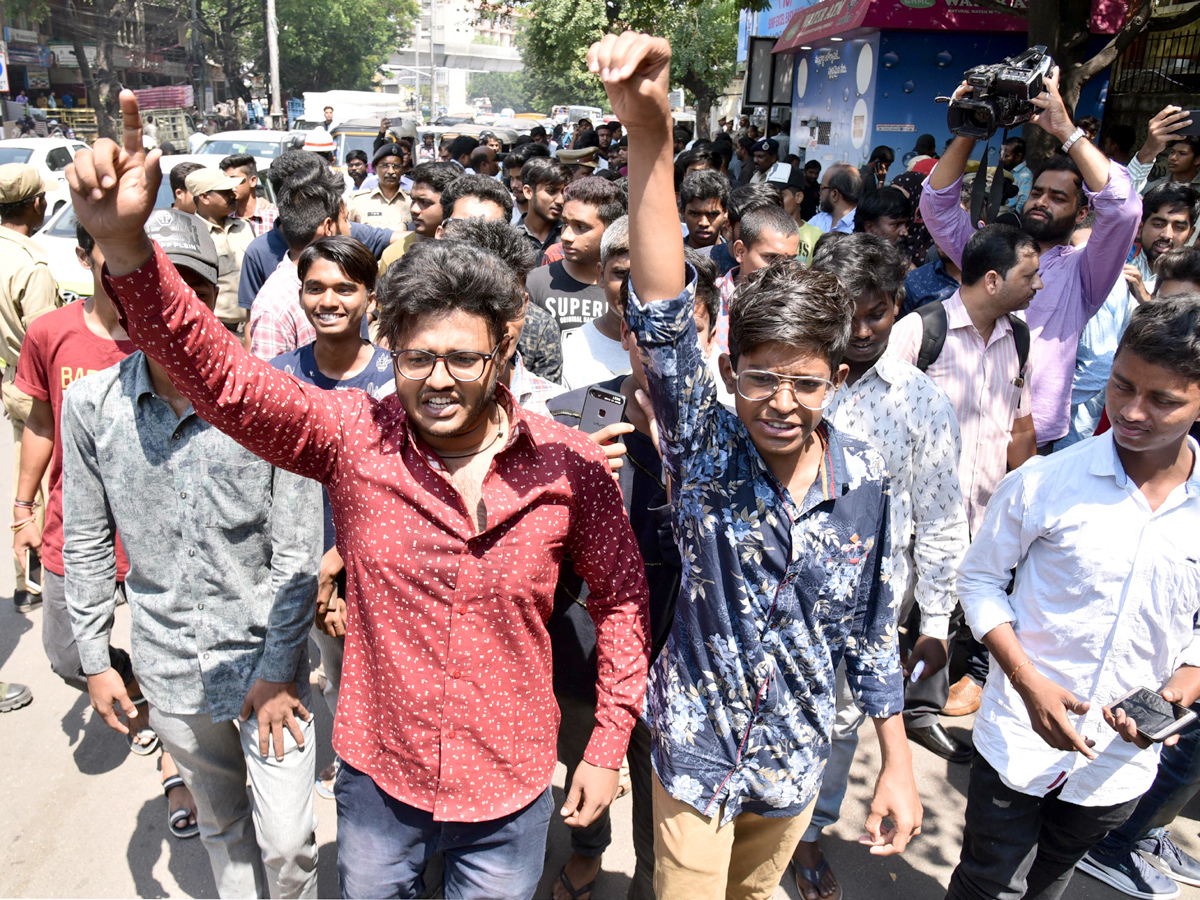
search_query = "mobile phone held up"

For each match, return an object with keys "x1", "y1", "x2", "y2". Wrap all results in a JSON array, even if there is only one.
[
  {"x1": 579, "y1": 386, "x2": 627, "y2": 435},
  {"x1": 1178, "y1": 113, "x2": 1200, "y2": 138},
  {"x1": 1110, "y1": 687, "x2": 1198, "y2": 743},
  {"x1": 24, "y1": 548, "x2": 43, "y2": 595}
]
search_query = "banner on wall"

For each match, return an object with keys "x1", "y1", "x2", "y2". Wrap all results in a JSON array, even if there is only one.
[
  {"x1": 0, "y1": 44, "x2": 8, "y2": 94},
  {"x1": 27, "y1": 66, "x2": 50, "y2": 89}
]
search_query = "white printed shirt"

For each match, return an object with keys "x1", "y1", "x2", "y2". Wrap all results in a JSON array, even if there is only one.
[
  {"x1": 826, "y1": 353, "x2": 969, "y2": 638},
  {"x1": 960, "y1": 433, "x2": 1200, "y2": 806}
]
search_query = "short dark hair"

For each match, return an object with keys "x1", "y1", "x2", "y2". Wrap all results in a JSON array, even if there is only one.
[
  {"x1": 438, "y1": 173, "x2": 514, "y2": 222},
  {"x1": 804, "y1": 160, "x2": 821, "y2": 173},
  {"x1": 469, "y1": 145, "x2": 494, "y2": 170},
  {"x1": 728, "y1": 259, "x2": 852, "y2": 368},
  {"x1": 521, "y1": 156, "x2": 570, "y2": 190},
  {"x1": 1143, "y1": 181, "x2": 1199, "y2": 227},
  {"x1": 278, "y1": 168, "x2": 345, "y2": 250},
  {"x1": 562, "y1": 176, "x2": 627, "y2": 226},
  {"x1": 297, "y1": 235, "x2": 378, "y2": 292},
  {"x1": 853, "y1": 186, "x2": 912, "y2": 232},
  {"x1": 680, "y1": 169, "x2": 730, "y2": 211},
  {"x1": 738, "y1": 136, "x2": 754, "y2": 152},
  {"x1": 345, "y1": 149, "x2": 369, "y2": 165},
  {"x1": 448, "y1": 135, "x2": 480, "y2": 161},
  {"x1": 827, "y1": 164, "x2": 862, "y2": 204},
  {"x1": 441, "y1": 217, "x2": 539, "y2": 280},
  {"x1": 1117, "y1": 293, "x2": 1200, "y2": 383},
  {"x1": 1002, "y1": 136, "x2": 1027, "y2": 157},
  {"x1": 75, "y1": 221, "x2": 95, "y2": 255},
  {"x1": 376, "y1": 240, "x2": 526, "y2": 347},
  {"x1": 219, "y1": 154, "x2": 257, "y2": 178},
  {"x1": 267, "y1": 150, "x2": 322, "y2": 194},
  {"x1": 867, "y1": 146, "x2": 895, "y2": 165},
  {"x1": 676, "y1": 147, "x2": 722, "y2": 173},
  {"x1": 595, "y1": 122, "x2": 612, "y2": 135},
  {"x1": 169, "y1": 162, "x2": 206, "y2": 195},
  {"x1": 728, "y1": 183, "x2": 783, "y2": 226},
  {"x1": 1154, "y1": 247, "x2": 1200, "y2": 291},
  {"x1": 811, "y1": 232, "x2": 908, "y2": 303},
  {"x1": 530, "y1": 124, "x2": 547, "y2": 139},
  {"x1": 1034, "y1": 155, "x2": 1086, "y2": 208},
  {"x1": 961, "y1": 223, "x2": 1040, "y2": 286},
  {"x1": 1170, "y1": 135, "x2": 1200, "y2": 157},
  {"x1": 1105, "y1": 124, "x2": 1137, "y2": 155},
  {"x1": 411, "y1": 161, "x2": 462, "y2": 196},
  {"x1": 738, "y1": 205, "x2": 800, "y2": 249},
  {"x1": 685, "y1": 248, "x2": 721, "y2": 326},
  {"x1": 506, "y1": 141, "x2": 550, "y2": 172}
]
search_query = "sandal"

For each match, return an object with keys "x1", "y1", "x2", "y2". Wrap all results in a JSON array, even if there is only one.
[
  {"x1": 794, "y1": 858, "x2": 843, "y2": 900},
  {"x1": 557, "y1": 866, "x2": 597, "y2": 900},
  {"x1": 163, "y1": 774, "x2": 199, "y2": 839},
  {"x1": 126, "y1": 695, "x2": 160, "y2": 756},
  {"x1": 316, "y1": 758, "x2": 339, "y2": 800}
]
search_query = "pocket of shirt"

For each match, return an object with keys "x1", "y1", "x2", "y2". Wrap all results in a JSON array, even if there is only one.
[{"x1": 202, "y1": 460, "x2": 273, "y2": 530}]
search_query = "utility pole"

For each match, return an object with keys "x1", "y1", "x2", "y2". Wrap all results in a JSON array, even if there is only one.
[
  {"x1": 189, "y1": 0, "x2": 207, "y2": 120},
  {"x1": 265, "y1": 0, "x2": 283, "y2": 128}
]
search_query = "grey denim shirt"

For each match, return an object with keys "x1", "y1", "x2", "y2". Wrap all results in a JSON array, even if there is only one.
[{"x1": 61, "y1": 351, "x2": 322, "y2": 721}]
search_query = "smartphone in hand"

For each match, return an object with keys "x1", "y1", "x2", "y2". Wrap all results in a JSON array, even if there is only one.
[
  {"x1": 24, "y1": 548, "x2": 42, "y2": 595},
  {"x1": 1111, "y1": 687, "x2": 1198, "y2": 742},
  {"x1": 579, "y1": 386, "x2": 627, "y2": 434}
]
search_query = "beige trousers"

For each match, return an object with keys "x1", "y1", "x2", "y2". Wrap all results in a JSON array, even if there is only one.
[
  {"x1": 652, "y1": 772, "x2": 816, "y2": 900},
  {"x1": 3, "y1": 379, "x2": 45, "y2": 593}
]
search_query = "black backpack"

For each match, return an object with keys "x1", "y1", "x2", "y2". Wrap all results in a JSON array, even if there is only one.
[{"x1": 914, "y1": 300, "x2": 1030, "y2": 383}]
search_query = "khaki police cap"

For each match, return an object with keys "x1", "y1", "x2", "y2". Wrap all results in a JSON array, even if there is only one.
[{"x1": 0, "y1": 164, "x2": 51, "y2": 204}]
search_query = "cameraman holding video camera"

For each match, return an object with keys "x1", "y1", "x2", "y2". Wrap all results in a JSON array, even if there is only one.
[{"x1": 922, "y1": 65, "x2": 1142, "y2": 454}]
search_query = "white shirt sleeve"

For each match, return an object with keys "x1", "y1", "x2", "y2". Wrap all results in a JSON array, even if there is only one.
[{"x1": 957, "y1": 466, "x2": 1032, "y2": 641}]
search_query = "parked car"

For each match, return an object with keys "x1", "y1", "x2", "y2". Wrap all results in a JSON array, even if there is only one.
[
  {"x1": 0, "y1": 138, "x2": 89, "y2": 215},
  {"x1": 194, "y1": 130, "x2": 303, "y2": 159},
  {"x1": 33, "y1": 154, "x2": 275, "y2": 301}
]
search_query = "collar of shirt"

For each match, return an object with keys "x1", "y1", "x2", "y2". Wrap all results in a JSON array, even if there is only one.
[
  {"x1": 0, "y1": 225, "x2": 47, "y2": 260},
  {"x1": 131, "y1": 350, "x2": 195, "y2": 413},
  {"x1": 198, "y1": 214, "x2": 247, "y2": 237},
  {"x1": 364, "y1": 186, "x2": 407, "y2": 206},
  {"x1": 944, "y1": 289, "x2": 1015, "y2": 346},
  {"x1": 508, "y1": 352, "x2": 561, "y2": 417},
  {"x1": 397, "y1": 381, "x2": 540, "y2": 471}
]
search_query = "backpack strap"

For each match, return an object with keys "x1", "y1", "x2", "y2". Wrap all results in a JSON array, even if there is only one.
[
  {"x1": 914, "y1": 301, "x2": 949, "y2": 373},
  {"x1": 1007, "y1": 313, "x2": 1031, "y2": 380}
]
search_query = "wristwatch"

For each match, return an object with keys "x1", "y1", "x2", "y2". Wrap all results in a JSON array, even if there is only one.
[{"x1": 1061, "y1": 126, "x2": 1087, "y2": 154}]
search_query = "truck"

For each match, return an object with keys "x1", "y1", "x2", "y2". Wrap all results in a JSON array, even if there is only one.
[
  {"x1": 133, "y1": 86, "x2": 198, "y2": 146},
  {"x1": 302, "y1": 90, "x2": 413, "y2": 129}
]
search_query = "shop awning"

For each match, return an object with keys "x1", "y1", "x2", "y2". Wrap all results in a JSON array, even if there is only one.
[{"x1": 773, "y1": 0, "x2": 873, "y2": 54}]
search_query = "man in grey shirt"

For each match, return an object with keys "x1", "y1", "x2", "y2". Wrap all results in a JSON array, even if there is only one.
[{"x1": 61, "y1": 210, "x2": 324, "y2": 899}]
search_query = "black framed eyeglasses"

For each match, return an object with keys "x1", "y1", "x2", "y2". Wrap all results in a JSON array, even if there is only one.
[
  {"x1": 391, "y1": 341, "x2": 505, "y2": 382},
  {"x1": 735, "y1": 369, "x2": 837, "y2": 409}
]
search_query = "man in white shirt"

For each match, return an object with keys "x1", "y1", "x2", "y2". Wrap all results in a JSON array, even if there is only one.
[
  {"x1": 560, "y1": 216, "x2": 631, "y2": 389},
  {"x1": 947, "y1": 296, "x2": 1200, "y2": 900}
]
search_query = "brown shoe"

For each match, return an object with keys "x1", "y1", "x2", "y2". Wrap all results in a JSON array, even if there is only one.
[{"x1": 942, "y1": 676, "x2": 982, "y2": 716}]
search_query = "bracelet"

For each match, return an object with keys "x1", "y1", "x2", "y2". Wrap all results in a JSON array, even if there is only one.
[
  {"x1": 12, "y1": 499, "x2": 36, "y2": 509},
  {"x1": 1061, "y1": 126, "x2": 1086, "y2": 155},
  {"x1": 1008, "y1": 658, "x2": 1034, "y2": 685},
  {"x1": 10, "y1": 516, "x2": 35, "y2": 532}
]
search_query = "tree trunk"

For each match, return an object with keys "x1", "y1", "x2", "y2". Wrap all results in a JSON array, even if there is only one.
[{"x1": 1022, "y1": 0, "x2": 1092, "y2": 162}]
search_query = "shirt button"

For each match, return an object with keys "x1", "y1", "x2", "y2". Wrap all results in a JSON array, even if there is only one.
[
  {"x1": 450, "y1": 668, "x2": 462, "y2": 679},
  {"x1": 446, "y1": 730, "x2": 456, "y2": 740},
  {"x1": 180, "y1": 491, "x2": 188, "y2": 499},
  {"x1": 197, "y1": 602, "x2": 204, "y2": 610},
  {"x1": 203, "y1": 652, "x2": 210, "y2": 660},
  {"x1": 188, "y1": 549, "x2": 196, "y2": 557},
  {"x1": 171, "y1": 433, "x2": 180, "y2": 441}
]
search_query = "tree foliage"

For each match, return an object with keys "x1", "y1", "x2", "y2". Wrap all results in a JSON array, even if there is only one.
[
  {"x1": 274, "y1": 0, "x2": 419, "y2": 95},
  {"x1": 467, "y1": 71, "x2": 538, "y2": 113},
  {"x1": 517, "y1": 0, "x2": 738, "y2": 129},
  {"x1": 197, "y1": 0, "x2": 263, "y2": 108}
]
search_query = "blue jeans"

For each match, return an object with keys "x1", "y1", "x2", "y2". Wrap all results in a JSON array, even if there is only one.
[
  {"x1": 335, "y1": 762, "x2": 553, "y2": 900},
  {"x1": 1095, "y1": 705, "x2": 1200, "y2": 856}
]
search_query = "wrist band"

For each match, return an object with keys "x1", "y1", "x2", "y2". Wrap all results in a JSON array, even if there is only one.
[
  {"x1": 10, "y1": 516, "x2": 36, "y2": 532},
  {"x1": 1061, "y1": 126, "x2": 1086, "y2": 154},
  {"x1": 13, "y1": 499, "x2": 36, "y2": 509},
  {"x1": 1008, "y1": 658, "x2": 1033, "y2": 684}
]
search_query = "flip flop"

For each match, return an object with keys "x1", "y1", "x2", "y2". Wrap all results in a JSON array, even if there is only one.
[
  {"x1": 557, "y1": 866, "x2": 597, "y2": 900},
  {"x1": 162, "y1": 774, "x2": 198, "y2": 839},
  {"x1": 126, "y1": 695, "x2": 160, "y2": 756},
  {"x1": 794, "y1": 858, "x2": 843, "y2": 900}
]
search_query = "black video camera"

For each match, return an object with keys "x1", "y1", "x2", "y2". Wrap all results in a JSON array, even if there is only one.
[{"x1": 945, "y1": 46, "x2": 1053, "y2": 140}]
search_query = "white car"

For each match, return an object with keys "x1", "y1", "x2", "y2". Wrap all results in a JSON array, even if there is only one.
[
  {"x1": 194, "y1": 130, "x2": 302, "y2": 160},
  {"x1": 33, "y1": 154, "x2": 277, "y2": 301},
  {"x1": 0, "y1": 138, "x2": 89, "y2": 216}
]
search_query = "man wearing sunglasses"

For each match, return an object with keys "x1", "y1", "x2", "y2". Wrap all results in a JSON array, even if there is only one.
[
  {"x1": 348, "y1": 142, "x2": 413, "y2": 231},
  {"x1": 64, "y1": 93, "x2": 651, "y2": 900}
]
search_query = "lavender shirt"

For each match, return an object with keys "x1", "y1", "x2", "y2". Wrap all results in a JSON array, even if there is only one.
[{"x1": 919, "y1": 163, "x2": 1141, "y2": 443}]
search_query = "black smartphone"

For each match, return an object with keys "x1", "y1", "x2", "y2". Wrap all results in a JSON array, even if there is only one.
[
  {"x1": 579, "y1": 386, "x2": 627, "y2": 434},
  {"x1": 25, "y1": 548, "x2": 42, "y2": 595},
  {"x1": 1110, "y1": 687, "x2": 1198, "y2": 742},
  {"x1": 1175, "y1": 113, "x2": 1200, "y2": 137}
]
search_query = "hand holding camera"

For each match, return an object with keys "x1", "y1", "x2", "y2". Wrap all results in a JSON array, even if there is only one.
[{"x1": 944, "y1": 46, "x2": 1061, "y2": 141}]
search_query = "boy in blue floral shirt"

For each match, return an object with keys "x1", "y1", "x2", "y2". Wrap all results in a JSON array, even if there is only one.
[{"x1": 588, "y1": 32, "x2": 923, "y2": 900}]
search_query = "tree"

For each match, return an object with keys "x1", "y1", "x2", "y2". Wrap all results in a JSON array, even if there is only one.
[
  {"x1": 273, "y1": 0, "x2": 419, "y2": 95},
  {"x1": 518, "y1": 0, "x2": 611, "y2": 111},
  {"x1": 467, "y1": 71, "x2": 537, "y2": 113},
  {"x1": 63, "y1": 0, "x2": 141, "y2": 139},
  {"x1": 197, "y1": 0, "x2": 264, "y2": 117}
]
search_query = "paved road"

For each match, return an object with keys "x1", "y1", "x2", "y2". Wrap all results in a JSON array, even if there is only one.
[{"x1": 0, "y1": 420, "x2": 1197, "y2": 898}]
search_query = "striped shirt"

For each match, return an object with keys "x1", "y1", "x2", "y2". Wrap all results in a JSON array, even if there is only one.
[
  {"x1": 247, "y1": 256, "x2": 314, "y2": 361},
  {"x1": 888, "y1": 291, "x2": 1033, "y2": 535},
  {"x1": 714, "y1": 266, "x2": 738, "y2": 354}
]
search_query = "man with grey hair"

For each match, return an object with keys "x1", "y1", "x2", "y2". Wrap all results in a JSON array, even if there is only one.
[
  {"x1": 810, "y1": 163, "x2": 862, "y2": 234},
  {"x1": 560, "y1": 215, "x2": 631, "y2": 388}
]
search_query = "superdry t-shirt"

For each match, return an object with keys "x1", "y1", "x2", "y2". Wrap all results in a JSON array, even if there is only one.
[{"x1": 525, "y1": 260, "x2": 608, "y2": 332}]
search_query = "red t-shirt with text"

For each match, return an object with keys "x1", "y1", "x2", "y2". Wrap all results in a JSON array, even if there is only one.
[{"x1": 16, "y1": 302, "x2": 136, "y2": 577}]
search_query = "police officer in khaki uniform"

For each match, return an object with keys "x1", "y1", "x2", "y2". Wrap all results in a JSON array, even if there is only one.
[
  {"x1": 557, "y1": 146, "x2": 601, "y2": 182},
  {"x1": 186, "y1": 167, "x2": 254, "y2": 332},
  {"x1": 347, "y1": 142, "x2": 412, "y2": 231},
  {"x1": 0, "y1": 163, "x2": 59, "y2": 616}
]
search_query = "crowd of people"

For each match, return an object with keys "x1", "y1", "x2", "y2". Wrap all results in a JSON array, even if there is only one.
[{"x1": 2, "y1": 28, "x2": 1200, "y2": 900}]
